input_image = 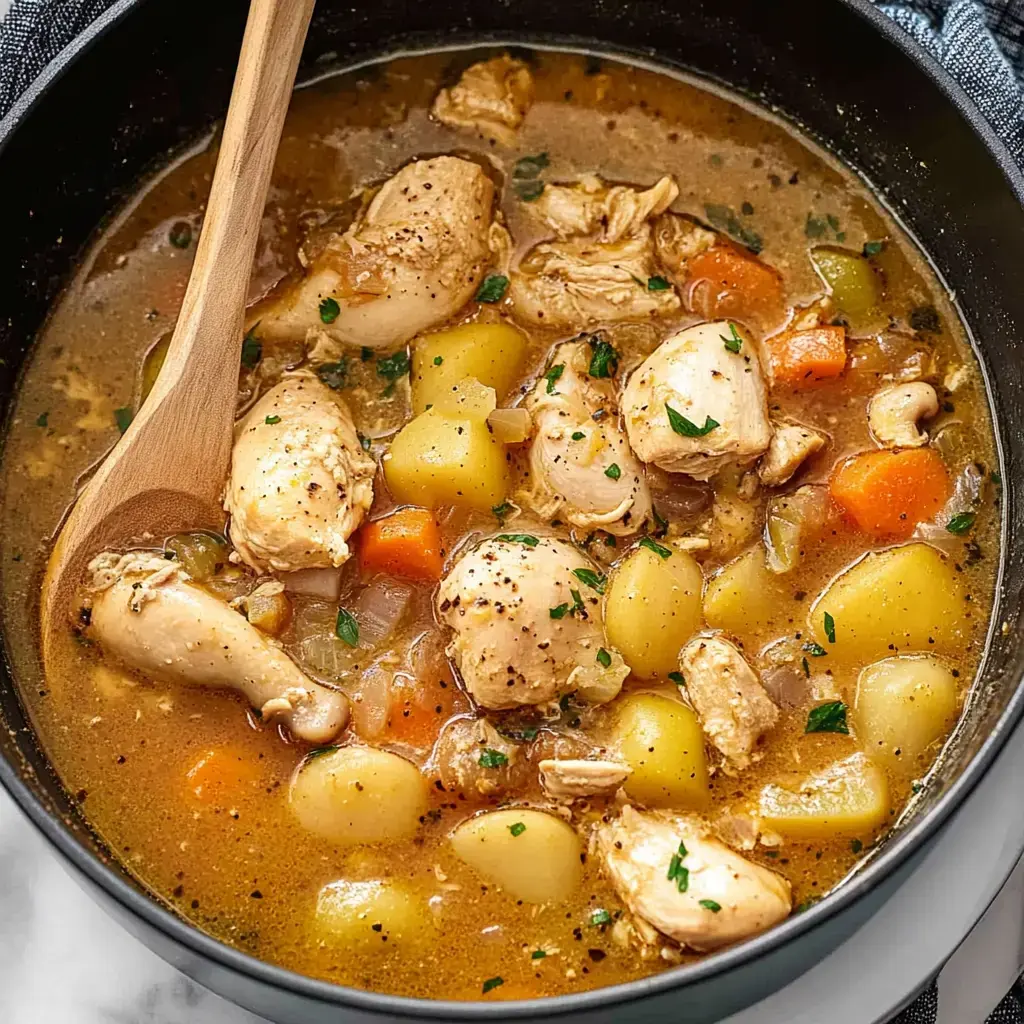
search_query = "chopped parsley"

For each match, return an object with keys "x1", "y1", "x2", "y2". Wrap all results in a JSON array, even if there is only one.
[
  {"x1": 530, "y1": 949, "x2": 547, "y2": 960},
  {"x1": 699, "y1": 899, "x2": 722, "y2": 913},
  {"x1": 491, "y1": 501, "x2": 514, "y2": 524},
  {"x1": 721, "y1": 322, "x2": 743, "y2": 354},
  {"x1": 666, "y1": 404, "x2": 719, "y2": 438},
  {"x1": 334, "y1": 607, "x2": 359, "y2": 647},
  {"x1": 377, "y1": 349, "x2": 410, "y2": 395},
  {"x1": 604, "y1": 534, "x2": 617, "y2": 548},
  {"x1": 946, "y1": 511, "x2": 976, "y2": 535},
  {"x1": 704, "y1": 202, "x2": 763, "y2": 254},
  {"x1": 479, "y1": 749, "x2": 509, "y2": 769},
  {"x1": 317, "y1": 360, "x2": 348, "y2": 390},
  {"x1": 802, "y1": 657, "x2": 811, "y2": 678},
  {"x1": 862, "y1": 240, "x2": 886, "y2": 258},
  {"x1": 475, "y1": 274, "x2": 509, "y2": 303},
  {"x1": 35, "y1": 411, "x2": 48, "y2": 428},
  {"x1": 495, "y1": 533, "x2": 539, "y2": 547},
  {"x1": 304, "y1": 745, "x2": 340, "y2": 761},
  {"x1": 588, "y1": 335, "x2": 619, "y2": 378},
  {"x1": 668, "y1": 671, "x2": 685, "y2": 686},
  {"x1": 240, "y1": 324, "x2": 262, "y2": 368},
  {"x1": 509, "y1": 821, "x2": 527, "y2": 837},
  {"x1": 805, "y1": 700, "x2": 849, "y2": 734},
  {"x1": 823, "y1": 611, "x2": 837, "y2": 644},
  {"x1": 666, "y1": 841, "x2": 690, "y2": 892},
  {"x1": 544, "y1": 364, "x2": 565, "y2": 394},
  {"x1": 482, "y1": 976, "x2": 504, "y2": 994},
  {"x1": 589, "y1": 908, "x2": 612, "y2": 927},
  {"x1": 512, "y1": 152, "x2": 549, "y2": 179},
  {"x1": 496, "y1": 723, "x2": 539, "y2": 743},
  {"x1": 652, "y1": 506, "x2": 669, "y2": 538},
  {"x1": 433, "y1": 355, "x2": 444, "y2": 366},
  {"x1": 604, "y1": 463, "x2": 621, "y2": 481},
  {"x1": 596, "y1": 648, "x2": 612, "y2": 668},
  {"x1": 639, "y1": 536, "x2": 672, "y2": 559},
  {"x1": 647, "y1": 275, "x2": 671, "y2": 291},
  {"x1": 318, "y1": 296, "x2": 340, "y2": 324},
  {"x1": 571, "y1": 431, "x2": 585, "y2": 441},
  {"x1": 570, "y1": 588, "x2": 586, "y2": 615},
  {"x1": 804, "y1": 214, "x2": 828, "y2": 239},
  {"x1": 264, "y1": 415, "x2": 281, "y2": 425},
  {"x1": 168, "y1": 220, "x2": 192, "y2": 249},
  {"x1": 572, "y1": 568, "x2": 607, "y2": 594},
  {"x1": 803, "y1": 641, "x2": 827, "y2": 657},
  {"x1": 550, "y1": 603, "x2": 570, "y2": 620},
  {"x1": 114, "y1": 407, "x2": 133, "y2": 435},
  {"x1": 850, "y1": 838, "x2": 863, "y2": 854},
  {"x1": 514, "y1": 178, "x2": 545, "y2": 201}
]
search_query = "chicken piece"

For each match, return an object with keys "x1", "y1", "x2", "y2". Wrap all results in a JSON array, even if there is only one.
[
  {"x1": 436, "y1": 717, "x2": 525, "y2": 798},
  {"x1": 532, "y1": 175, "x2": 679, "y2": 243},
  {"x1": 82, "y1": 552, "x2": 348, "y2": 744},
  {"x1": 255, "y1": 157, "x2": 498, "y2": 353},
  {"x1": 432, "y1": 56, "x2": 534, "y2": 144},
  {"x1": 518, "y1": 339, "x2": 652, "y2": 535},
  {"x1": 539, "y1": 758, "x2": 631, "y2": 799},
  {"x1": 867, "y1": 382, "x2": 939, "y2": 448},
  {"x1": 436, "y1": 535, "x2": 628, "y2": 709},
  {"x1": 653, "y1": 211, "x2": 718, "y2": 267},
  {"x1": 679, "y1": 635, "x2": 779, "y2": 770},
  {"x1": 224, "y1": 375, "x2": 375, "y2": 574},
  {"x1": 596, "y1": 806, "x2": 791, "y2": 951},
  {"x1": 621, "y1": 321, "x2": 772, "y2": 481},
  {"x1": 757, "y1": 423, "x2": 827, "y2": 487}
]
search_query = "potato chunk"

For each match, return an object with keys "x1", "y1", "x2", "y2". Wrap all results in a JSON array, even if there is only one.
[
  {"x1": 808, "y1": 543, "x2": 968, "y2": 662},
  {"x1": 449, "y1": 809, "x2": 582, "y2": 903},
  {"x1": 289, "y1": 746, "x2": 428, "y2": 845},
  {"x1": 314, "y1": 879, "x2": 429, "y2": 949},
  {"x1": 758, "y1": 752, "x2": 889, "y2": 839},
  {"x1": 383, "y1": 409, "x2": 508, "y2": 512},
  {"x1": 703, "y1": 546, "x2": 790, "y2": 639},
  {"x1": 854, "y1": 655, "x2": 958, "y2": 773},
  {"x1": 411, "y1": 323, "x2": 527, "y2": 415},
  {"x1": 611, "y1": 694, "x2": 709, "y2": 809},
  {"x1": 605, "y1": 545, "x2": 703, "y2": 679}
]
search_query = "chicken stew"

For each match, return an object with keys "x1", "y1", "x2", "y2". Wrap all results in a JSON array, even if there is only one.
[{"x1": 0, "y1": 48, "x2": 1000, "y2": 1001}]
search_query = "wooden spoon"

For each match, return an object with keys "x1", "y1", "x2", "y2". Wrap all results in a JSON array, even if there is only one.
[{"x1": 41, "y1": 0, "x2": 315, "y2": 641}]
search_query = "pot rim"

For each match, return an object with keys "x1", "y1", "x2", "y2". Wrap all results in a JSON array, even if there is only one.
[{"x1": 0, "y1": 0, "x2": 1021, "y2": 1018}]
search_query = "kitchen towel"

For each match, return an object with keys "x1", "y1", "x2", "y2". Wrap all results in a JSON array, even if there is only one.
[{"x1": 0, "y1": 1, "x2": 1023, "y2": 1024}]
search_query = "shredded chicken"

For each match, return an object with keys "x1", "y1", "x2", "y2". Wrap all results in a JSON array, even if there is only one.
[
  {"x1": 436, "y1": 535, "x2": 627, "y2": 709},
  {"x1": 255, "y1": 157, "x2": 498, "y2": 353},
  {"x1": 596, "y1": 806, "x2": 792, "y2": 951},
  {"x1": 432, "y1": 56, "x2": 534, "y2": 144},
  {"x1": 539, "y1": 758, "x2": 631, "y2": 799},
  {"x1": 679, "y1": 635, "x2": 779, "y2": 770},
  {"x1": 81, "y1": 553, "x2": 348, "y2": 744},
  {"x1": 621, "y1": 321, "x2": 773, "y2": 481},
  {"x1": 757, "y1": 423, "x2": 827, "y2": 487},
  {"x1": 518, "y1": 339, "x2": 651, "y2": 535},
  {"x1": 224, "y1": 375, "x2": 375, "y2": 574}
]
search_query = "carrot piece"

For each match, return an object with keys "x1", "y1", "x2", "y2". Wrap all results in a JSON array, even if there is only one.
[
  {"x1": 829, "y1": 448, "x2": 950, "y2": 540},
  {"x1": 762, "y1": 326, "x2": 847, "y2": 387},
  {"x1": 685, "y1": 244, "x2": 787, "y2": 331},
  {"x1": 185, "y1": 748, "x2": 261, "y2": 805},
  {"x1": 357, "y1": 507, "x2": 444, "y2": 582}
]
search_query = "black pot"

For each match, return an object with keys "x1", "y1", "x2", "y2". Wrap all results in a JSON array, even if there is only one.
[{"x1": 1, "y1": 1, "x2": 1022, "y2": 1021}]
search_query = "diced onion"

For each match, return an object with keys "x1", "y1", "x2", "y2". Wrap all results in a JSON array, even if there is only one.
[
  {"x1": 281, "y1": 567, "x2": 343, "y2": 600},
  {"x1": 355, "y1": 577, "x2": 414, "y2": 649},
  {"x1": 487, "y1": 406, "x2": 532, "y2": 444},
  {"x1": 431, "y1": 377, "x2": 496, "y2": 422}
]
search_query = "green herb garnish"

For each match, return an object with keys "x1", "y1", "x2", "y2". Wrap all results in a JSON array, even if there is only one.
[
  {"x1": 433, "y1": 355, "x2": 444, "y2": 366},
  {"x1": 666, "y1": 404, "x2": 719, "y2": 438},
  {"x1": 802, "y1": 657, "x2": 811, "y2": 678},
  {"x1": 544, "y1": 364, "x2": 565, "y2": 394},
  {"x1": 550, "y1": 603, "x2": 570, "y2": 620},
  {"x1": 317, "y1": 361, "x2": 348, "y2": 390},
  {"x1": 946, "y1": 512, "x2": 976, "y2": 535},
  {"x1": 509, "y1": 822, "x2": 527, "y2": 837},
  {"x1": 850, "y1": 838, "x2": 863, "y2": 854},
  {"x1": 652, "y1": 506, "x2": 669, "y2": 538},
  {"x1": 862, "y1": 240, "x2": 886, "y2": 258},
  {"x1": 909, "y1": 305, "x2": 941, "y2": 333},
  {"x1": 514, "y1": 178, "x2": 545, "y2": 202},
  {"x1": 475, "y1": 274, "x2": 509, "y2": 303},
  {"x1": 531, "y1": 949, "x2": 547, "y2": 960},
  {"x1": 604, "y1": 463, "x2": 621, "y2": 481},
  {"x1": 572, "y1": 568, "x2": 607, "y2": 594},
  {"x1": 805, "y1": 700, "x2": 849, "y2": 734},
  {"x1": 588, "y1": 335, "x2": 619, "y2": 378},
  {"x1": 377, "y1": 349, "x2": 410, "y2": 393},
  {"x1": 721, "y1": 322, "x2": 743, "y2": 354},
  {"x1": 35, "y1": 411, "x2": 48, "y2": 427},
  {"x1": 359, "y1": 433, "x2": 371, "y2": 452},
  {"x1": 596, "y1": 648, "x2": 612, "y2": 668},
  {"x1": 114, "y1": 407, "x2": 133, "y2": 434},
  {"x1": 492, "y1": 501, "x2": 513, "y2": 524},
  {"x1": 513, "y1": 152, "x2": 549, "y2": 179},
  {"x1": 482, "y1": 977, "x2": 504, "y2": 994},
  {"x1": 699, "y1": 899, "x2": 722, "y2": 913},
  {"x1": 304, "y1": 745, "x2": 340, "y2": 761},
  {"x1": 571, "y1": 431, "x2": 585, "y2": 441},
  {"x1": 495, "y1": 534, "x2": 539, "y2": 547},
  {"x1": 265, "y1": 415, "x2": 281, "y2": 426},
  {"x1": 240, "y1": 324, "x2": 262, "y2": 368},
  {"x1": 479, "y1": 749, "x2": 509, "y2": 769},
  {"x1": 666, "y1": 841, "x2": 690, "y2": 891},
  {"x1": 704, "y1": 202, "x2": 763, "y2": 254},
  {"x1": 168, "y1": 221, "x2": 192, "y2": 249},
  {"x1": 335, "y1": 607, "x2": 359, "y2": 647},
  {"x1": 823, "y1": 611, "x2": 836, "y2": 644},
  {"x1": 803, "y1": 641, "x2": 827, "y2": 657},
  {"x1": 647, "y1": 275, "x2": 671, "y2": 292},
  {"x1": 639, "y1": 536, "x2": 672, "y2": 559},
  {"x1": 319, "y1": 296, "x2": 340, "y2": 324},
  {"x1": 569, "y1": 589, "x2": 586, "y2": 616},
  {"x1": 668, "y1": 671, "x2": 685, "y2": 686},
  {"x1": 589, "y1": 908, "x2": 612, "y2": 927}
]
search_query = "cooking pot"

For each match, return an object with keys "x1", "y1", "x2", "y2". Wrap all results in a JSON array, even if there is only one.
[{"x1": 1, "y1": 1, "x2": 1022, "y2": 1021}]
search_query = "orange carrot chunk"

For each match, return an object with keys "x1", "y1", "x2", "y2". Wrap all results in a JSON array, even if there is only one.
[
  {"x1": 762, "y1": 325, "x2": 847, "y2": 387},
  {"x1": 358, "y1": 507, "x2": 444, "y2": 582},
  {"x1": 829, "y1": 448, "x2": 950, "y2": 540},
  {"x1": 185, "y1": 748, "x2": 261, "y2": 805},
  {"x1": 685, "y1": 244, "x2": 787, "y2": 332}
]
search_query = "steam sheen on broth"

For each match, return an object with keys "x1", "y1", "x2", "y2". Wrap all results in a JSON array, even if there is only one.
[{"x1": 0, "y1": 48, "x2": 999, "y2": 1001}]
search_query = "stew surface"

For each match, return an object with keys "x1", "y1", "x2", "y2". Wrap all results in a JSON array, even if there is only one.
[{"x1": 0, "y1": 48, "x2": 1000, "y2": 1001}]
